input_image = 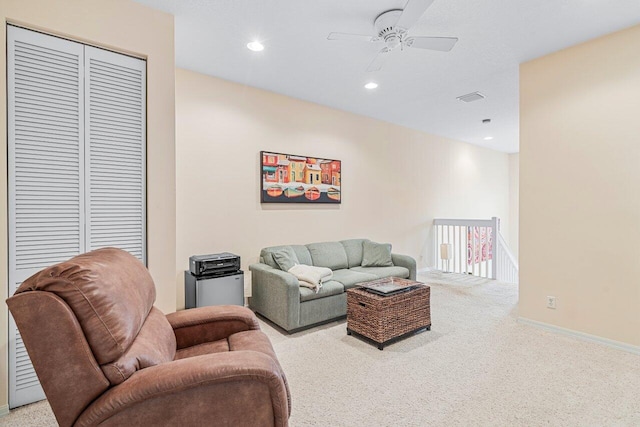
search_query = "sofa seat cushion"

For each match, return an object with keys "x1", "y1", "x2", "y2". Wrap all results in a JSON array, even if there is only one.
[
  {"x1": 299, "y1": 280, "x2": 344, "y2": 302},
  {"x1": 174, "y1": 338, "x2": 229, "y2": 360},
  {"x1": 350, "y1": 266, "x2": 410, "y2": 279},
  {"x1": 331, "y1": 269, "x2": 378, "y2": 289}
]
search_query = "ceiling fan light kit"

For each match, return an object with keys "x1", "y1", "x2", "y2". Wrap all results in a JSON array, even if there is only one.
[
  {"x1": 374, "y1": 9, "x2": 404, "y2": 50},
  {"x1": 327, "y1": 0, "x2": 458, "y2": 72}
]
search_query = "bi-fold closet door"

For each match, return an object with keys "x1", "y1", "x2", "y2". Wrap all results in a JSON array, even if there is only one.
[{"x1": 7, "y1": 25, "x2": 146, "y2": 408}]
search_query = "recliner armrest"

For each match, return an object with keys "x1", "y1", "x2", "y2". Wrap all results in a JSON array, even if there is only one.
[
  {"x1": 75, "y1": 351, "x2": 289, "y2": 427},
  {"x1": 166, "y1": 305, "x2": 259, "y2": 349}
]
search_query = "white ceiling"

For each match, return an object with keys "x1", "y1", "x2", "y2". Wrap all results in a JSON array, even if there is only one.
[{"x1": 134, "y1": 0, "x2": 640, "y2": 153}]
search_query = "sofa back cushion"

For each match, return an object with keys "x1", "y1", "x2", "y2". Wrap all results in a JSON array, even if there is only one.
[
  {"x1": 307, "y1": 242, "x2": 349, "y2": 270},
  {"x1": 261, "y1": 245, "x2": 313, "y2": 269},
  {"x1": 272, "y1": 247, "x2": 300, "y2": 271},
  {"x1": 361, "y1": 241, "x2": 394, "y2": 267},
  {"x1": 340, "y1": 239, "x2": 370, "y2": 268},
  {"x1": 15, "y1": 247, "x2": 156, "y2": 365}
]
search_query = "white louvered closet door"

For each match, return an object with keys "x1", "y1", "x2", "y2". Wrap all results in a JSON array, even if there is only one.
[
  {"x1": 7, "y1": 26, "x2": 147, "y2": 409},
  {"x1": 7, "y1": 26, "x2": 84, "y2": 409},
  {"x1": 85, "y1": 47, "x2": 146, "y2": 261}
]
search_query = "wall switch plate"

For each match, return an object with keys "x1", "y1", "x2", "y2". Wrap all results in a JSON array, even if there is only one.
[{"x1": 547, "y1": 296, "x2": 557, "y2": 309}]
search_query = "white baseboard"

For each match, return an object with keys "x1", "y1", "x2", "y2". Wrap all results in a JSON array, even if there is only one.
[
  {"x1": 0, "y1": 404, "x2": 9, "y2": 418},
  {"x1": 518, "y1": 317, "x2": 640, "y2": 355}
]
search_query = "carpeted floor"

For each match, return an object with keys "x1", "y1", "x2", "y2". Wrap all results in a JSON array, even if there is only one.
[{"x1": 2, "y1": 272, "x2": 639, "y2": 426}]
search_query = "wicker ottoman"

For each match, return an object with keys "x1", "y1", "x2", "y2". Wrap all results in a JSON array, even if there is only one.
[{"x1": 346, "y1": 278, "x2": 431, "y2": 350}]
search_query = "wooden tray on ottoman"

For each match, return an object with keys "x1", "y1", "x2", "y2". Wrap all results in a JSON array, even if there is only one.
[{"x1": 346, "y1": 278, "x2": 431, "y2": 350}]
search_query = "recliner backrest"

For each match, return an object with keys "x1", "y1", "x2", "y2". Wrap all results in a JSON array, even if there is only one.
[
  {"x1": 14, "y1": 247, "x2": 157, "y2": 365},
  {"x1": 7, "y1": 248, "x2": 176, "y2": 426}
]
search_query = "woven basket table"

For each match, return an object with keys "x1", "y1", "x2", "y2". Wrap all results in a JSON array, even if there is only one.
[{"x1": 346, "y1": 278, "x2": 430, "y2": 350}]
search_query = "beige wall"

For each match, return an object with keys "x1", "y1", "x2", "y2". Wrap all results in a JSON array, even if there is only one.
[
  {"x1": 176, "y1": 68, "x2": 511, "y2": 309},
  {"x1": 0, "y1": 0, "x2": 176, "y2": 409},
  {"x1": 520, "y1": 25, "x2": 640, "y2": 346},
  {"x1": 508, "y1": 153, "x2": 519, "y2": 258}
]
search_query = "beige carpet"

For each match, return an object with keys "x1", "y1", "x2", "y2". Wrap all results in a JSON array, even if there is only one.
[{"x1": 2, "y1": 272, "x2": 639, "y2": 426}]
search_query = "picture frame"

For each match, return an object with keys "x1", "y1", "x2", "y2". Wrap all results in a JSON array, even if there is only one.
[{"x1": 260, "y1": 151, "x2": 341, "y2": 204}]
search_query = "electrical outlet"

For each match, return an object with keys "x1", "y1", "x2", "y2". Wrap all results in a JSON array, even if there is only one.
[{"x1": 546, "y1": 296, "x2": 557, "y2": 309}]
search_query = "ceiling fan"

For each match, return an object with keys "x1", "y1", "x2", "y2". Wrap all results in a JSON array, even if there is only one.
[{"x1": 327, "y1": 0, "x2": 458, "y2": 72}]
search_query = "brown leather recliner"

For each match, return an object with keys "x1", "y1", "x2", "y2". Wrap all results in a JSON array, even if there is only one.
[{"x1": 6, "y1": 248, "x2": 291, "y2": 427}]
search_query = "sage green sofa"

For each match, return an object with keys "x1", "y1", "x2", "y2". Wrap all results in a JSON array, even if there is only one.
[{"x1": 249, "y1": 239, "x2": 417, "y2": 332}]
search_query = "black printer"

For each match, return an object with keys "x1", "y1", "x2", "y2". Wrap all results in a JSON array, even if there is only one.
[{"x1": 189, "y1": 252, "x2": 241, "y2": 277}]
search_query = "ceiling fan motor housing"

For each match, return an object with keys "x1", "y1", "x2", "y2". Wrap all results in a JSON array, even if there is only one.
[{"x1": 374, "y1": 9, "x2": 404, "y2": 49}]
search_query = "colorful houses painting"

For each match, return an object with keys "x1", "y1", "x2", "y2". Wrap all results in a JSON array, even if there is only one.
[
  {"x1": 262, "y1": 153, "x2": 278, "y2": 183},
  {"x1": 261, "y1": 151, "x2": 341, "y2": 204}
]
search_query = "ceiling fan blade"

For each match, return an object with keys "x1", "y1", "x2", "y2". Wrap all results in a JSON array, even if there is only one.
[
  {"x1": 327, "y1": 32, "x2": 376, "y2": 42},
  {"x1": 394, "y1": 0, "x2": 436, "y2": 30},
  {"x1": 366, "y1": 48, "x2": 391, "y2": 72},
  {"x1": 407, "y1": 36, "x2": 458, "y2": 52}
]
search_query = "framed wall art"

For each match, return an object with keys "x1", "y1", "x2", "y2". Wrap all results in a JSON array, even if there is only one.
[{"x1": 260, "y1": 151, "x2": 341, "y2": 204}]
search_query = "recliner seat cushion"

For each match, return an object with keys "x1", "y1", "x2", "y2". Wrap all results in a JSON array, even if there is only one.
[
  {"x1": 174, "y1": 339, "x2": 230, "y2": 360},
  {"x1": 15, "y1": 247, "x2": 156, "y2": 364}
]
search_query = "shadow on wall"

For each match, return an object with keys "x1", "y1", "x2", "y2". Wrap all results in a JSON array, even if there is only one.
[{"x1": 261, "y1": 204, "x2": 339, "y2": 211}]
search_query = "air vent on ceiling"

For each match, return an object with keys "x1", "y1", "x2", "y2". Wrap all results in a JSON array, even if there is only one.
[{"x1": 456, "y1": 92, "x2": 485, "y2": 103}]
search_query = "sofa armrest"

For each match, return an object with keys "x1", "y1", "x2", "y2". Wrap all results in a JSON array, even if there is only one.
[
  {"x1": 166, "y1": 305, "x2": 259, "y2": 350},
  {"x1": 249, "y1": 263, "x2": 301, "y2": 331},
  {"x1": 75, "y1": 351, "x2": 289, "y2": 427},
  {"x1": 392, "y1": 253, "x2": 417, "y2": 280}
]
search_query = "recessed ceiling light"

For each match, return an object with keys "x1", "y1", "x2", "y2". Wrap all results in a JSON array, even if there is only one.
[
  {"x1": 247, "y1": 41, "x2": 264, "y2": 52},
  {"x1": 364, "y1": 82, "x2": 378, "y2": 90},
  {"x1": 483, "y1": 136, "x2": 494, "y2": 141}
]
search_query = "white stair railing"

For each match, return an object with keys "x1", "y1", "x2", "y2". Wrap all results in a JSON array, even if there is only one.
[
  {"x1": 495, "y1": 231, "x2": 519, "y2": 284},
  {"x1": 433, "y1": 217, "x2": 518, "y2": 283}
]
